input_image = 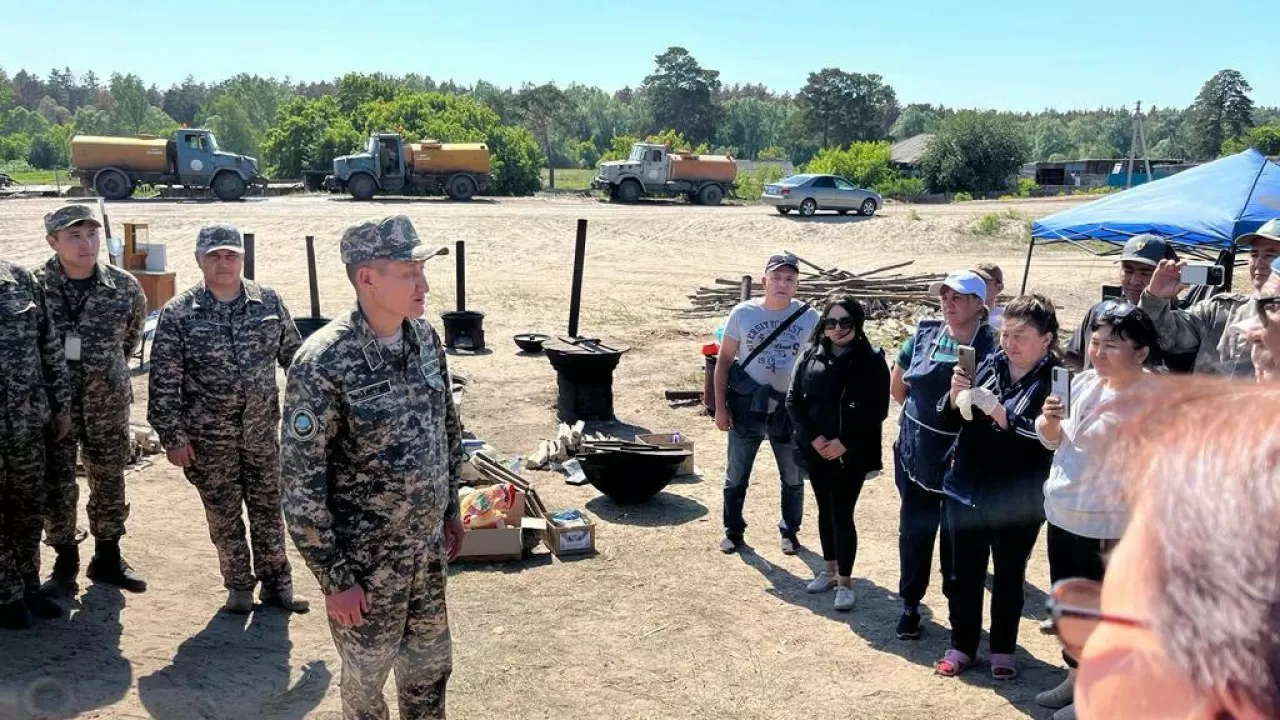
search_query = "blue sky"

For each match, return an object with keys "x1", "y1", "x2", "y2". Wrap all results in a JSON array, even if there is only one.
[{"x1": 2, "y1": 0, "x2": 1276, "y2": 111}]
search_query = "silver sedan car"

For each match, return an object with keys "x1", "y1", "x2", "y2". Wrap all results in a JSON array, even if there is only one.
[{"x1": 761, "y1": 174, "x2": 882, "y2": 217}]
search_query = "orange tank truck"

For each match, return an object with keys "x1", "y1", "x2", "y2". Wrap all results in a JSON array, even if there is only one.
[
  {"x1": 69, "y1": 129, "x2": 266, "y2": 201},
  {"x1": 593, "y1": 142, "x2": 737, "y2": 205}
]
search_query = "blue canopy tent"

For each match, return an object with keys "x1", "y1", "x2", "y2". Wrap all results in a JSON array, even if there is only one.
[{"x1": 1021, "y1": 149, "x2": 1280, "y2": 294}]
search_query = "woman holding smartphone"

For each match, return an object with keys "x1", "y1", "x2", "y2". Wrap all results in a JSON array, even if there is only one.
[
  {"x1": 1032, "y1": 301, "x2": 1159, "y2": 720},
  {"x1": 936, "y1": 294, "x2": 1062, "y2": 680},
  {"x1": 786, "y1": 297, "x2": 890, "y2": 611}
]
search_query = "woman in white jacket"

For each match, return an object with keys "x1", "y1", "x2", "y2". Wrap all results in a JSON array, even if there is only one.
[{"x1": 1032, "y1": 301, "x2": 1160, "y2": 720}]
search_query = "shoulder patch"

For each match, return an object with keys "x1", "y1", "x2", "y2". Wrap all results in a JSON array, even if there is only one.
[{"x1": 287, "y1": 408, "x2": 319, "y2": 441}]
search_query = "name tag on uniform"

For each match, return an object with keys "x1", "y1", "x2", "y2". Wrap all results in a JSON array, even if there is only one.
[
  {"x1": 64, "y1": 333, "x2": 82, "y2": 362},
  {"x1": 348, "y1": 380, "x2": 392, "y2": 405}
]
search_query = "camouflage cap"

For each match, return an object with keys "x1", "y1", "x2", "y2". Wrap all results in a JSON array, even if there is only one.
[
  {"x1": 1237, "y1": 218, "x2": 1280, "y2": 248},
  {"x1": 44, "y1": 204, "x2": 102, "y2": 234},
  {"x1": 196, "y1": 224, "x2": 244, "y2": 254},
  {"x1": 339, "y1": 215, "x2": 448, "y2": 265}
]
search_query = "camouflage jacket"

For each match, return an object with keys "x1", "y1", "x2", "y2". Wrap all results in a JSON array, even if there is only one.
[
  {"x1": 280, "y1": 305, "x2": 463, "y2": 595},
  {"x1": 1139, "y1": 290, "x2": 1255, "y2": 378},
  {"x1": 147, "y1": 280, "x2": 302, "y2": 453},
  {"x1": 0, "y1": 260, "x2": 71, "y2": 441},
  {"x1": 32, "y1": 258, "x2": 145, "y2": 415}
]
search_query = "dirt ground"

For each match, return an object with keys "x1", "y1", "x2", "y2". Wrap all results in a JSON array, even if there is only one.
[{"x1": 0, "y1": 194, "x2": 1121, "y2": 719}]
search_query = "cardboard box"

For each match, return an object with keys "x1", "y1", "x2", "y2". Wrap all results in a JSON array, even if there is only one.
[
  {"x1": 455, "y1": 487, "x2": 530, "y2": 562},
  {"x1": 637, "y1": 432, "x2": 695, "y2": 476},
  {"x1": 544, "y1": 517, "x2": 596, "y2": 557}
]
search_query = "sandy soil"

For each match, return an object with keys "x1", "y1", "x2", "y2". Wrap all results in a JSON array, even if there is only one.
[{"x1": 0, "y1": 194, "x2": 1118, "y2": 719}]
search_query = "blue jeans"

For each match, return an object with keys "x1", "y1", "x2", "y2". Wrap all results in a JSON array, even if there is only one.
[{"x1": 722, "y1": 410, "x2": 805, "y2": 540}]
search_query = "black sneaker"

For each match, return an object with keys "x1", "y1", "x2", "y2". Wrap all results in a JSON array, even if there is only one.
[{"x1": 896, "y1": 610, "x2": 922, "y2": 640}]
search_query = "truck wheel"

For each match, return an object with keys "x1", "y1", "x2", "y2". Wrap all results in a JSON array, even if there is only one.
[
  {"x1": 799, "y1": 198, "x2": 818, "y2": 217},
  {"x1": 618, "y1": 179, "x2": 642, "y2": 203},
  {"x1": 212, "y1": 172, "x2": 247, "y2": 201},
  {"x1": 698, "y1": 184, "x2": 724, "y2": 206},
  {"x1": 94, "y1": 169, "x2": 132, "y2": 200},
  {"x1": 348, "y1": 174, "x2": 377, "y2": 201},
  {"x1": 446, "y1": 175, "x2": 476, "y2": 201}
]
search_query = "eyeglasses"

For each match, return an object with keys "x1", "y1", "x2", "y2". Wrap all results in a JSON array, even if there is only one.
[
  {"x1": 1257, "y1": 296, "x2": 1280, "y2": 327},
  {"x1": 1044, "y1": 578, "x2": 1150, "y2": 662},
  {"x1": 1096, "y1": 299, "x2": 1139, "y2": 320},
  {"x1": 821, "y1": 317, "x2": 857, "y2": 330}
]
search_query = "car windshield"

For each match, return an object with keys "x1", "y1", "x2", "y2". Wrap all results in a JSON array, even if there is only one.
[
  {"x1": 782, "y1": 174, "x2": 814, "y2": 186},
  {"x1": 629, "y1": 145, "x2": 647, "y2": 162},
  {"x1": 368, "y1": 136, "x2": 379, "y2": 156}
]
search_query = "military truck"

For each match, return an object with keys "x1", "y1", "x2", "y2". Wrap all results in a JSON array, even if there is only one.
[
  {"x1": 70, "y1": 129, "x2": 266, "y2": 201},
  {"x1": 325, "y1": 133, "x2": 493, "y2": 201},
  {"x1": 593, "y1": 142, "x2": 737, "y2": 205}
]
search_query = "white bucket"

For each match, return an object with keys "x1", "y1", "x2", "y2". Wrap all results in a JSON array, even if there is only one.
[{"x1": 144, "y1": 243, "x2": 167, "y2": 272}]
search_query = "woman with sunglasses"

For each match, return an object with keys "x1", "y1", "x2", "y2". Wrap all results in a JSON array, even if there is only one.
[
  {"x1": 934, "y1": 293, "x2": 1061, "y2": 679},
  {"x1": 1033, "y1": 301, "x2": 1159, "y2": 719},
  {"x1": 786, "y1": 297, "x2": 890, "y2": 611},
  {"x1": 1044, "y1": 379, "x2": 1280, "y2": 719}
]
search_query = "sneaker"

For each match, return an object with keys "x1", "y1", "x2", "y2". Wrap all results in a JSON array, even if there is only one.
[
  {"x1": 780, "y1": 536, "x2": 799, "y2": 555},
  {"x1": 1036, "y1": 676, "x2": 1075, "y2": 709},
  {"x1": 833, "y1": 586, "x2": 855, "y2": 612},
  {"x1": 1052, "y1": 705, "x2": 1077, "y2": 720},
  {"x1": 896, "y1": 610, "x2": 922, "y2": 639},
  {"x1": 225, "y1": 589, "x2": 254, "y2": 614},
  {"x1": 806, "y1": 571, "x2": 836, "y2": 594},
  {"x1": 719, "y1": 536, "x2": 741, "y2": 554}
]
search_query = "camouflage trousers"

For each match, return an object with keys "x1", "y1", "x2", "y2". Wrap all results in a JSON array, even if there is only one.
[
  {"x1": 185, "y1": 439, "x2": 292, "y2": 593},
  {"x1": 1, "y1": 439, "x2": 46, "y2": 604},
  {"x1": 43, "y1": 407, "x2": 130, "y2": 545},
  {"x1": 329, "y1": 553, "x2": 452, "y2": 720}
]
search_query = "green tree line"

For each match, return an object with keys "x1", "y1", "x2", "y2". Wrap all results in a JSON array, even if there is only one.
[{"x1": 2, "y1": 53, "x2": 1277, "y2": 194}]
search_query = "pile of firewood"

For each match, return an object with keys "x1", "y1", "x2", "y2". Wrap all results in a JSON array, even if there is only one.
[{"x1": 681, "y1": 254, "x2": 945, "y2": 319}]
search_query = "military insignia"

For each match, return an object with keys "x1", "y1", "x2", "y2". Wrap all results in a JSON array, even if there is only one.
[
  {"x1": 348, "y1": 380, "x2": 392, "y2": 405},
  {"x1": 362, "y1": 340, "x2": 385, "y2": 371},
  {"x1": 288, "y1": 408, "x2": 318, "y2": 441}
]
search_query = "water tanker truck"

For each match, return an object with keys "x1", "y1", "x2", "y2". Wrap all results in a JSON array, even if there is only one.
[
  {"x1": 326, "y1": 133, "x2": 493, "y2": 201},
  {"x1": 593, "y1": 142, "x2": 737, "y2": 205},
  {"x1": 70, "y1": 129, "x2": 266, "y2": 201}
]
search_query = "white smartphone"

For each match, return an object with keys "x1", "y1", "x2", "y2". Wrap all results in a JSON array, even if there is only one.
[
  {"x1": 957, "y1": 344, "x2": 977, "y2": 378},
  {"x1": 1052, "y1": 366, "x2": 1072, "y2": 419},
  {"x1": 1180, "y1": 264, "x2": 1226, "y2": 287}
]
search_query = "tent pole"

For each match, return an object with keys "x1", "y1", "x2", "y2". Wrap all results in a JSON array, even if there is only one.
[{"x1": 1020, "y1": 235, "x2": 1036, "y2": 295}]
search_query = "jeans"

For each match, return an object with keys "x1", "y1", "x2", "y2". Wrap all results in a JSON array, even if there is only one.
[
  {"x1": 1046, "y1": 523, "x2": 1116, "y2": 667},
  {"x1": 945, "y1": 498, "x2": 1043, "y2": 658},
  {"x1": 804, "y1": 448, "x2": 866, "y2": 577},
  {"x1": 723, "y1": 410, "x2": 804, "y2": 540},
  {"x1": 895, "y1": 449, "x2": 952, "y2": 608}
]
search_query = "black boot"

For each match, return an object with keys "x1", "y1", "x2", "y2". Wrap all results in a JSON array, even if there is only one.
[
  {"x1": 25, "y1": 591, "x2": 64, "y2": 620},
  {"x1": 0, "y1": 599, "x2": 32, "y2": 630},
  {"x1": 86, "y1": 539, "x2": 147, "y2": 593},
  {"x1": 39, "y1": 544, "x2": 80, "y2": 597}
]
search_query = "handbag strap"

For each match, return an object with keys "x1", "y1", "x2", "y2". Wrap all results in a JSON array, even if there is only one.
[{"x1": 740, "y1": 304, "x2": 810, "y2": 369}]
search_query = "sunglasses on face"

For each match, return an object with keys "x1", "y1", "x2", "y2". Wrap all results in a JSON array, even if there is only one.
[
  {"x1": 1257, "y1": 296, "x2": 1280, "y2": 327},
  {"x1": 1096, "y1": 299, "x2": 1139, "y2": 320},
  {"x1": 1044, "y1": 578, "x2": 1150, "y2": 662},
  {"x1": 821, "y1": 317, "x2": 857, "y2": 330}
]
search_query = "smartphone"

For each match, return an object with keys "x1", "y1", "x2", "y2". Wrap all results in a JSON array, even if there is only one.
[
  {"x1": 1052, "y1": 366, "x2": 1073, "y2": 419},
  {"x1": 957, "y1": 344, "x2": 977, "y2": 378},
  {"x1": 1101, "y1": 284, "x2": 1123, "y2": 300},
  {"x1": 1180, "y1": 264, "x2": 1226, "y2": 287}
]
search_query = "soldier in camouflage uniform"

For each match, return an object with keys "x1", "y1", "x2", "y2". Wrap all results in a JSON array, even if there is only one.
[
  {"x1": 1140, "y1": 218, "x2": 1280, "y2": 377},
  {"x1": 34, "y1": 204, "x2": 148, "y2": 595},
  {"x1": 280, "y1": 215, "x2": 464, "y2": 720},
  {"x1": 147, "y1": 225, "x2": 309, "y2": 614},
  {"x1": 0, "y1": 258, "x2": 71, "y2": 629}
]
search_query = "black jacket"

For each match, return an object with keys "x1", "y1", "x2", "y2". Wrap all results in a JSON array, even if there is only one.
[{"x1": 786, "y1": 337, "x2": 891, "y2": 474}]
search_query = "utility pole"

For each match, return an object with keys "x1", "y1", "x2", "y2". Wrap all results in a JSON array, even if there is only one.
[{"x1": 1125, "y1": 101, "x2": 1154, "y2": 189}]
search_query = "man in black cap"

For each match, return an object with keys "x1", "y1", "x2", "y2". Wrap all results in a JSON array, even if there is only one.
[{"x1": 1062, "y1": 234, "x2": 1180, "y2": 372}]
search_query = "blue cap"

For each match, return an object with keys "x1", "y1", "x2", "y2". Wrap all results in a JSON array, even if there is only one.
[{"x1": 929, "y1": 270, "x2": 988, "y2": 303}]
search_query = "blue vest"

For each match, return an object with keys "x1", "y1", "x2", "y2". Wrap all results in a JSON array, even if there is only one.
[{"x1": 895, "y1": 320, "x2": 997, "y2": 492}]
